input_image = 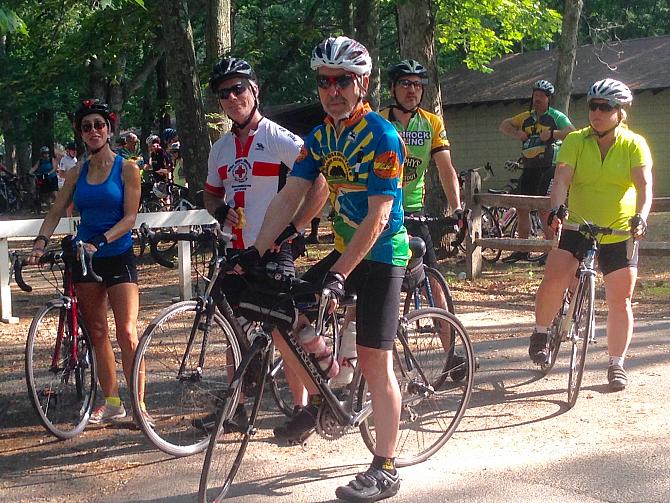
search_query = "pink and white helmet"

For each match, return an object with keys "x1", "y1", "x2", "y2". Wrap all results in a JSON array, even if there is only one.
[{"x1": 310, "y1": 36, "x2": 372, "y2": 76}]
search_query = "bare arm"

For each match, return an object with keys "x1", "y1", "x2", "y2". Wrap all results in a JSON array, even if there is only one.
[
  {"x1": 331, "y1": 194, "x2": 393, "y2": 277},
  {"x1": 30, "y1": 161, "x2": 38, "y2": 174},
  {"x1": 32, "y1": 167, "x2": 80, "y2": 240},
  {"x1": 631, "y1": 164, "x2": 653, "y2": 222},
  {"x1": 499, "y1": 117, "x2": 528, "y2": 142},
  {"x1": 432, "y1": 149, "x2": 461, "y2": 210},
  {"x1": 292, "y1": 173, "x2": 329, "y2": 231},
  {"x1": 553, "y1": 124, "x2": 576, "y2": 141},
  {"x1": 254, "y1": 176, "x2": 314, "y2": 254},
  {"x1": 550, "y1": 162, "x2": 574, "y2": 209}
]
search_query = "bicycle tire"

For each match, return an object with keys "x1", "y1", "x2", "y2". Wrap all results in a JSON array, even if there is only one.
[
  {"x1": 567, "y1": 275, "x2": 594, "y2": 408},
  {"x1": 540, "y1": 314, "x2": 562, "y2": 375},
  {"x1": 403, "y1": 265, "x2": 455, "y2": 315},
  {"x1": 505, "y1": 211, "x2": 547, "y2": 263},
  {"x1": 358, "y1": 308, "x2": 474, "y2": 466},
  {"x1": 199, "y1": 348, "x2": 271, "y2": 502},
  {"x1": 457, "y1": 207, "x2": 502, "y2": 263},
  {"x1": 131, "y1": 300, "x2": 243, "y2": 457},
  {"x1": 25, "y1": 300, "x2": 97, "y2": 439},
  {"x1": 267, "y1": 342, "x2": 295, "y2": 417}
]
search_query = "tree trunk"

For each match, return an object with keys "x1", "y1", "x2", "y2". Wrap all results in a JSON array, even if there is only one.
[
  {"x1": 140, "y1": 77, "x2": 156, "y2": 151},
  {"x1": 397, "y1": 0, "x2": 451, "y2": 247},
  {"x1": 204, "y1": 0, "x2": 232, "y2": 142},
  {"x1": 156, "y1": 54, "x2": 172, "y2": 133},
  {"x1": 108, "y1": 55, "x2": 126, "y2": 138},
  {"x1": 160, "y1": 0, "x2": 211, "y2": 189},
  {"x1": 88, "y1": 56, "x2": 106, "y2": 101},
  {"x1": 554, "y1": 0, "x2": 583, "y2": 115},
  {"x1": 355, "y1": 0, "x2": 380, "y2": 110},
  {"x1": 341, "y1": 0, "x2": 354, "y2": 36},
  {"x1": 31, "y1": 109, "x2": 55, "y2": 159}
]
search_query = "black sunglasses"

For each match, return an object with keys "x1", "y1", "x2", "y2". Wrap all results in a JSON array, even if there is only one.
[
  {"x1": 396, "y1": 79, "x2": 424, "y2": 90},
  {"x1": 316, "y1": 74, "x2": 354, "y2": 90},
  {"x1": 217, "y1": 83, "x2": 248, "y2": 100},
  {"x1": 81, "y1": 121, "x2": 107, "y2": 133},
  {"x1": 588, "y1": 101, "x2": 616, "y2": 112}
]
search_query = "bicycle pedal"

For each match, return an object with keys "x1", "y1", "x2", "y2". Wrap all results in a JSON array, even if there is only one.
[{"x1": 284, "y1": 429, "x2": 315, "y2": 447}]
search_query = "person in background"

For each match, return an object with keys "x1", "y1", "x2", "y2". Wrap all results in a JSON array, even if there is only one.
[
  {"x1": 30, "y1": 146, "x2": 59, "y2": 209},
  {"x1": 58, "y1": 142, "x2": 78, "y2": 216},
  {"x1": 146, "y1": 134, "x2": 172, "y2": 182}
]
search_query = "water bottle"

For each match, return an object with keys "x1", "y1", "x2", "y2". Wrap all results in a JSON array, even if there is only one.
[
  {"x1": 501, "y1": 207, "x2": 517, "y2": 227},
  {"x1": 330, "y1": 322, "x2": 357, "y2": 388},
  {"x1": 297, "y1": 325, "x2": 340, "y2": 379}
]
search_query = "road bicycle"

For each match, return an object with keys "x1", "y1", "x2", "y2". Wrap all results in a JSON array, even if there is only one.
[
  {"x1": 198, "y1": 264, "x2": 475, "y2": 502},
  {"x1": 403, "y1": 214, "x2": 458, "y2": 315},
  {"x1": 537, "y1": 213, "x2": 634, "y2": 408},
  {"x1": 13, "y1": 238, "x2": 101, "y2": 439},
  {"x1": 130, "y1": 225, "x2": 295, "y2": 457}
]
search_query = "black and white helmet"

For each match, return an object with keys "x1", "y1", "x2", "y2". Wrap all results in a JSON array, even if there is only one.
[
  {"x1": 532, "y1": 79, "x2": 555, "y2": 96},
  {"x1": 310, "y1": 36, "x2": 372, "y2": 76},
  {"x1": 388, "y1": 60, "x2": 428, "y2": 85},
  {"x1": 209, "y1": 57, "x2": 257, "y2": 92},
  {"x1": 587, "y1": 78, "x2": 633, "y2": 107}
]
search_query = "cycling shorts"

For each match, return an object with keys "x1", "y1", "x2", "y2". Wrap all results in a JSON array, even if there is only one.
[
  {"x1": 558, "y1": 229, "x2": 638, "y2": 276},
  {"x1": 37, "y1": 176, "x2": 58, "y2": 194},
  {"x1": 301, "y1": 250, "x2": 405, "y2": 351},
  {"x1": 214, "y1": 243, "x2": 295, "y2": 309},
  {"x1": 72, "y1": 248, "x2": 139, "y2": 287},
  {"x1": 517, "y1": 164, "x2": 553, "y2": 196},
  {"x1": 404, "y1": 213, "x2": 437, "y2": 268}
]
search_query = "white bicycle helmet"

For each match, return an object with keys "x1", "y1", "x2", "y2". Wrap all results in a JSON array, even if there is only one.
[
  {"x1": 532, "y1": 79, "x2": 555, "y2": 96},
  {"x1": 152, "y1": 181, "x2": 169, "y2": 199},
  {"x1": 587, "y1": 78, "x2": 633, "y2": 106},
  {"x1": 146, "y1": 134, "x2": 160, "y2": 146},
  {"x1": 310, "y1": 36, "x2": 372, "y2": 76}
]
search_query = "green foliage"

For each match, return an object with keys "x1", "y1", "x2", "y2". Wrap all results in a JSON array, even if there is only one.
[
  {"x1": 0, "y1": 6, "x2": 28, "y2": 35},
  {"x1": 435, "y1": 0, "x2": 562, "y2": 72}
]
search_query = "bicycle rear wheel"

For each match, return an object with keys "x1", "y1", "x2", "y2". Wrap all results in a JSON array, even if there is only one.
[
  {"x1": 457, "y1": 207, "x2": 502, "y2": 263},
  {"x1": 403, "y1": 266, "x2": 455, "y2": 315},
  {"x1": 25, "y1": 300, "x2": 97, "y2": 439},
  {"x1": 505, "y1": 211, "x2": 547, "y2": 262},
  {"x1": 567, "y1": 275, "x2": 594, "y2": 408},
  {"x1": 358, "y1": 308, "x2": 474, "y2": 466},
  {"x1": 131, "y1": 300, "x2": 243, "y2": 457},
  {"x1": 199, "y1": 348, "x2": 270, "y2": 502}
]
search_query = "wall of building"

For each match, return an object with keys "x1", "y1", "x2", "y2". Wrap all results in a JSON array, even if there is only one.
[{"x1": 444, "y1": 89, "x2": 668, "y2": 198}]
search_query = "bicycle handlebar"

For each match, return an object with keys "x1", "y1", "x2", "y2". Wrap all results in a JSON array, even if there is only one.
[
  {"x1": 561, "y1": 222, "x2": 631, "y2": 238},
  {"x1": 140, "y1": 222, "x2": 232, "y2": 269},
  {"x1": 12, "y1": 241, "x2": 101, "y2": 292}
]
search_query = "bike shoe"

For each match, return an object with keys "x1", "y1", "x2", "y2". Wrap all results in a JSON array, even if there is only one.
[
  {"x1": 192, "y1": 404, "x2": 248, "y2": 434},
  {"x1": 273, "y1": 404, "x2": 317, "y2": 444},
  {"x1": 607, "y1": 364, "x2": 628, "y2": 391},
  {"x1": 503, "y1": 251, "x2": 529, "y2": 263},
  {"x1": 335, "y1": 466, "x2": 400, "y2": 502},
  {"x1": 528, "y1": 331, "x2": 548, "y2": 364},
  {"x1": 89, "y1": 403, "x2": 126, "y2": 424}
]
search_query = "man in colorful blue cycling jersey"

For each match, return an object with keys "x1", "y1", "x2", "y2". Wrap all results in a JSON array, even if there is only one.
[
  {"x1": 499, "y1": 79, "x2": 575, "y2": 262},
  {"x1": 231, "y1": 36, "x2": 408, "y2": 502}
]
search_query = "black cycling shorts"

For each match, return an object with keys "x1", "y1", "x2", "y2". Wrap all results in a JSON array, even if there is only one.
[
  {"x1": 558, "y1": 229, "x2": 638, "y2": 276},
  {"x1": 301, "y1": 250, "x2": 405, "y2": 351},
  {"x1": 37, "y1": 176, "x2": 58, "y2": 194},
  {"x1": 404, "y1": 213, "x2": 437, "y2": 268},
  {"x1": 214, "y1": 243, "x2": 295, "y2": 309},
  {"x1": 72, "y1": 249, "x2": 139, "y2": 287},
  {"x1": 517, "y1": 165, "x2": 553, "y2": 196}
]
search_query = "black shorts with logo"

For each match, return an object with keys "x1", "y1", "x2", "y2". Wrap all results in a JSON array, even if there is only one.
[{"x1": 301, "y1": 250, "x2": 405, "y2": 350}]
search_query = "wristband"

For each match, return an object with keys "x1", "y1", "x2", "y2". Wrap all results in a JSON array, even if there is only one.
[{"x1": 86, "y1": 233, "x2": 108, "y2": 249}]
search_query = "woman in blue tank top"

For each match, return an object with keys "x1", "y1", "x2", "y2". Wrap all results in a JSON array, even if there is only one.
[{"x1": 27, "y1": 99, "x2": 147, "y2": 427}]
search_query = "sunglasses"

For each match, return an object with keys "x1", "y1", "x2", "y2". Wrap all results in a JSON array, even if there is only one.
[
  {"x1": 316, "y1": 74, "x2": 354, "y2": 90},
  {"x1": 588, "y1": 101, "x2": 616, "y2": 112},
  {"x1": 396, "y1": 79, "x2": 424, "y2": 90},
  {"x1": 81, "y1": 121, "x2": 107, "y2": 133},
  {"x1": 217, "y1": 83, "x2": 248, "y2": 100}
]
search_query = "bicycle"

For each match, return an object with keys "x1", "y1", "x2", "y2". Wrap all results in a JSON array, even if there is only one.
[
  {"x1": 537, "y1": 212, "x2": 635, "y2": 408},
  {"x1": 13, "y1": 238, "x2": 101, "y2": 439},
  {"x1": 130, "y1": 225, "x2": 295, "y2": 457},
  {"x1": 403, "y1": 214, "x2": 458, "y2": 315},
  {"x1": 198, "y1": 265, "x2": 475, "y2": 502}
]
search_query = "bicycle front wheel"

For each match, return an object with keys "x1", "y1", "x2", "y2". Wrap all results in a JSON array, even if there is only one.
[
  {"x1": 132, "y1": 300, "x2": 243, "y2": 457},
  {"x1": 403, "y1": 266, "x2": 455, "y2": 315},
  {"x1": 567, "y1": 275, "x2": 594, "y2": 408},
  {"x1": 25, "y1": 300, "x2": 97, "y2": 439},
  {"x1": 199, "y1": 348, "x2": 270, "y2": 502},
  {"x1": 358, "y1": 308, "x2": 474, "y2": 466}
]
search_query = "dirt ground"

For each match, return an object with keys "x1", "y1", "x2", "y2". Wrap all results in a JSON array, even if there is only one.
[{"x1": 1, "y1": 214, "x2": 668, "y2": 501}]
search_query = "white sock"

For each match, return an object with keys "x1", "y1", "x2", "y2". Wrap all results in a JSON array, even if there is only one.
[
  {"x1": 534, "y1": 325, "x2": 548, "y2": 334},
  {"x1": 609, "y1": 356, "x2": 625, "y2": 367}
]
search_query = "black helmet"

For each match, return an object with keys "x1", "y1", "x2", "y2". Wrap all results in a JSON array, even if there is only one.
[
  {"x1": 209, "y1": 57, "x2": 257, "y2": 92},
  {"x1": 73, "y1": 99, "x2": 116, "y2": 131},
  {"x1": 162, "y1": 128, "x2": 177, "y2": 144},
  {"x1": 388, "y1": 60, "x2": 428, "y2": 85},
  {"x1": 65, "y1": 141, "x2": 76, "y2": 150}
]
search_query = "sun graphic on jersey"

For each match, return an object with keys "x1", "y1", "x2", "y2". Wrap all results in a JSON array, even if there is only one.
[{"x1": 323, "y1": 151, "x2": 352, "y2": 181}]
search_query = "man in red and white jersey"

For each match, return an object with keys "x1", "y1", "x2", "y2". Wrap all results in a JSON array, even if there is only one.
[{"x1": 197, "y1": 57, "x2": 327, "y2": 433}]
